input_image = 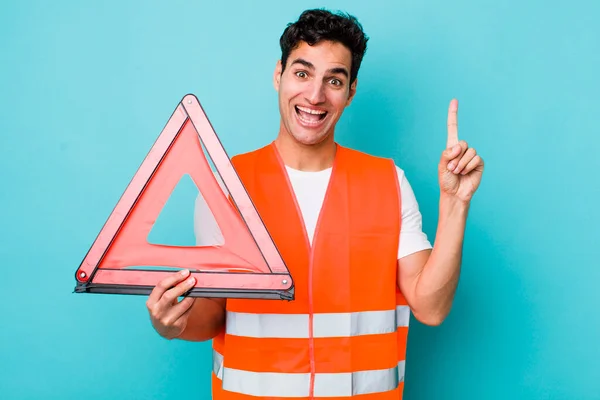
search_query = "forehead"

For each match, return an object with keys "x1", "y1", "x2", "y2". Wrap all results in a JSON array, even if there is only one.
[{"x1": 287, "y1": 40, "x2": 352, "y2": 71}]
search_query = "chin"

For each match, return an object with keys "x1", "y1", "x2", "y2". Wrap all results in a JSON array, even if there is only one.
[{"x1": 291, "y1": 130, "x2": 331, "y2": 146}]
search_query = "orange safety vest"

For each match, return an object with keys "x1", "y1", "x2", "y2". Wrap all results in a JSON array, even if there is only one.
[{"x1": 211, "y1": 142, "x2": 410, "y2": 399}]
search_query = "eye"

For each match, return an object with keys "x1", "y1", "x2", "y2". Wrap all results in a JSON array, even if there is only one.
[
  {"x1": 296, "y1": 71, "x2": 308, "y2": 79},
  {"x1": 329, "y1": 78, "x2": 342, "y2": 86}
]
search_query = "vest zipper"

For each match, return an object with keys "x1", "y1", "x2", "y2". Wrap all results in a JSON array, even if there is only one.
[
  {"x1": 283, "y1": 183, "x2": 318, "y2": 399},
  {"x1": 270, "y1": 142, "x2": 338, "y2": 399},
  {"x1": 307, "y1": 169, "x2": 334, "y2": 399},
  {"x1": 308, "y1": 251, "x2": 316, "y2": 399}
]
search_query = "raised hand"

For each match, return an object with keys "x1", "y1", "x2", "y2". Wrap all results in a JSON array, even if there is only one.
[{"x1": 438, "y1": 99, "x2": 484, "y2": 202}]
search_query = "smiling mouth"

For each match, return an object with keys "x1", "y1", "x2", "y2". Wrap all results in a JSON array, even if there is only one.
[{"x1": 295, "y1": 105, "x2": 328, "y2": 126}]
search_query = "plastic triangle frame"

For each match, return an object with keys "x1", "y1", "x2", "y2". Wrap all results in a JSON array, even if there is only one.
[{"x1": 74, "y1": 94, "x2": 294, "y2": 300}]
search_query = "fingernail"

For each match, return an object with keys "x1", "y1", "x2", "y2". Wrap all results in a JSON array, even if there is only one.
[
  {"x1": 448, "y1": 162, "x2": 455, "y2": 170},
  {"x1": 187, "y1": 277, "x2": 196, "y2": 285},
  {"x1": 180, "y1": 269, "x2": 190, "y2": 276}
]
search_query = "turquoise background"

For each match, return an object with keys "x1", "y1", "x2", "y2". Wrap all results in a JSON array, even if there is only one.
[{"x1": 1, "y1": 0, "x2": 599, "y2": 399}]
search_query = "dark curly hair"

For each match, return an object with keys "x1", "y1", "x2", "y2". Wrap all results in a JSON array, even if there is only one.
[{"x1": 279, "y1": 9, "x2": 369, "y2": 85}]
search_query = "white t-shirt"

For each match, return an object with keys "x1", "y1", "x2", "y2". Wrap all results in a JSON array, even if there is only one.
[{"x1": 194, "y1": 164, "x2": 432, "y2": 260}]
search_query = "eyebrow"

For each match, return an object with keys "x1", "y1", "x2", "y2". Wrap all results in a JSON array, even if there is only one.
[{"x1": 290, "y1": 58, "x2": 349, "y2": 79}]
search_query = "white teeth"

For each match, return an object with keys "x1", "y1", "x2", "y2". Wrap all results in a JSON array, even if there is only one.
[
  {"x1": 297, "y1": 105, "x2": 326, "y2": 115},
  {"x1": 296, "y1": 110, "x2": 325, "y2": 125},
  {"x1": 298, "y1": 113, "x2": 317, "y2": 124}
]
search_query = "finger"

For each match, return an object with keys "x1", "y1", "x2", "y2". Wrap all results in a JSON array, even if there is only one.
[
  {"x1": 446, "y1": 99, "x2": 459, "y2": 149},
  {"x1": 159, "y1": 276, "x2": 197, "y2": 308},
  {"x1": 452, "y1": 147, "x2": 477, "y2": 175},
  {"x1": 440, "y1": 139, "x2": 466, "y2": 164},
  {"x1": 161, "y1": 297, "x2": 196, "y2": 327},
  {"x1": 441, "y1": 144, "x2": 460, "y2": 163},
  {"x1": 461, "y1": 155, "x2": 483, "y2": 175},
  {"x1": 147, "y1": 269, "x2": 191, "y2": 308},
  {"x1": 446, "y1": 140, "x2": 468, "y2": 170}
]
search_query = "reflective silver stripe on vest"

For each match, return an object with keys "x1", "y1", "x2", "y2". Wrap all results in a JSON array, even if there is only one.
[
  {"x1": 225, "y1": 311, "x2": 308, "y2": 338},
  {"x1": 313, "y1": 309, "x2": 396, "y2": 337},
  {"x1": 213, "y1": 349, "x2": 224, "y2": 380},
  {"x1": 397, "y1": 305, "x2": 411, "y2": 328},
  {"x1": 213, "y1": 350, "x2": 402, "y2": 397},
  {"x1": 398, "y1": 360, "x2": 405, "y2": 383},
  {"x1": 226, "y1": 307, "x2": 410, "y2": 338},
  {"x1": 313, "y1": 367, "x2": 399, "y2": 397}
]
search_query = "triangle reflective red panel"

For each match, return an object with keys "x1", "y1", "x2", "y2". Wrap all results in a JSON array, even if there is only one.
[{"x1": 74, "y1": 94, "x2": 294, "y2": 300}]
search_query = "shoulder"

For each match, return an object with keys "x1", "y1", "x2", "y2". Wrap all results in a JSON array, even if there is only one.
[
  {"x1": 231, "y1": 144, "x2": 271, "y2": 166},
  {"x1": 338, "y1": 144, "x2": 412, "y2": 175},
  {"x1": 339, "y1": 145, "x2": 396, "y2": 173},
  {"x1": 339, "y1": 145, "x2": 411, "y2": 187},
  {"x1": 340, "y1": 145, "x2": 390, "y2": 163}
]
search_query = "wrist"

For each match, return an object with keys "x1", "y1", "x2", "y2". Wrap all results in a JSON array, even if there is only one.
[{"x1": 439, "y1": 193, "x2": 470, "y2": 222}]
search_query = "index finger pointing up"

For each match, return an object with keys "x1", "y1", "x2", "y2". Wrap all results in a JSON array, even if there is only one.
[{"x1": 447, "y1": 98, "x2": 459, "y2": 149}]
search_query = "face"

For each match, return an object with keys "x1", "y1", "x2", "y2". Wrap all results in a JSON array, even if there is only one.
[{"x1": 273, "y1": 40, "x2": 357, "y2": 146}]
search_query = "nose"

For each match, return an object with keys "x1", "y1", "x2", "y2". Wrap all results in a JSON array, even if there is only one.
[{"x1": 306, "y1": 80, "x2": 326, "y2": 105}]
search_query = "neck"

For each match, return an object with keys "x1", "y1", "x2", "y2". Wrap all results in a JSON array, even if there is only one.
[{"x1": 273, "y1": 131, "x2": 336, "y2": 172}]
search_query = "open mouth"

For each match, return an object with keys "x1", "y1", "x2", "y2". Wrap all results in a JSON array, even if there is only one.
[{"x1": 295, "y1": 105, "x2": 328, "y2": 126}]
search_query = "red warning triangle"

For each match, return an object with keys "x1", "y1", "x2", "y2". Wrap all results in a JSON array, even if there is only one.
[{"x1": 74, "y1": 94, "x2": 294, "y2": 300}]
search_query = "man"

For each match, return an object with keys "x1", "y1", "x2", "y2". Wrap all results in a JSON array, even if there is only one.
[{"x1": 146, "y1": 8, "x2": 484, "y2": 399}]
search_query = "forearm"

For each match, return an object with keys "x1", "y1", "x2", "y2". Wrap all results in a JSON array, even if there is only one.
[
  {"x1": 176, "y1": 298, "x2": 226, "y2": 342},
  {"x1": 413, "y1": 194, "x2": 469, "y2": 324}
]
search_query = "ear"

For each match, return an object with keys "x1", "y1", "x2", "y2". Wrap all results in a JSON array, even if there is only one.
[
  {"x1": 273, "y1": 60, "x2": 283, "y2": 92},
  {"x1": 346, "y1": 78, "x2": 358, "y2": 106}
]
